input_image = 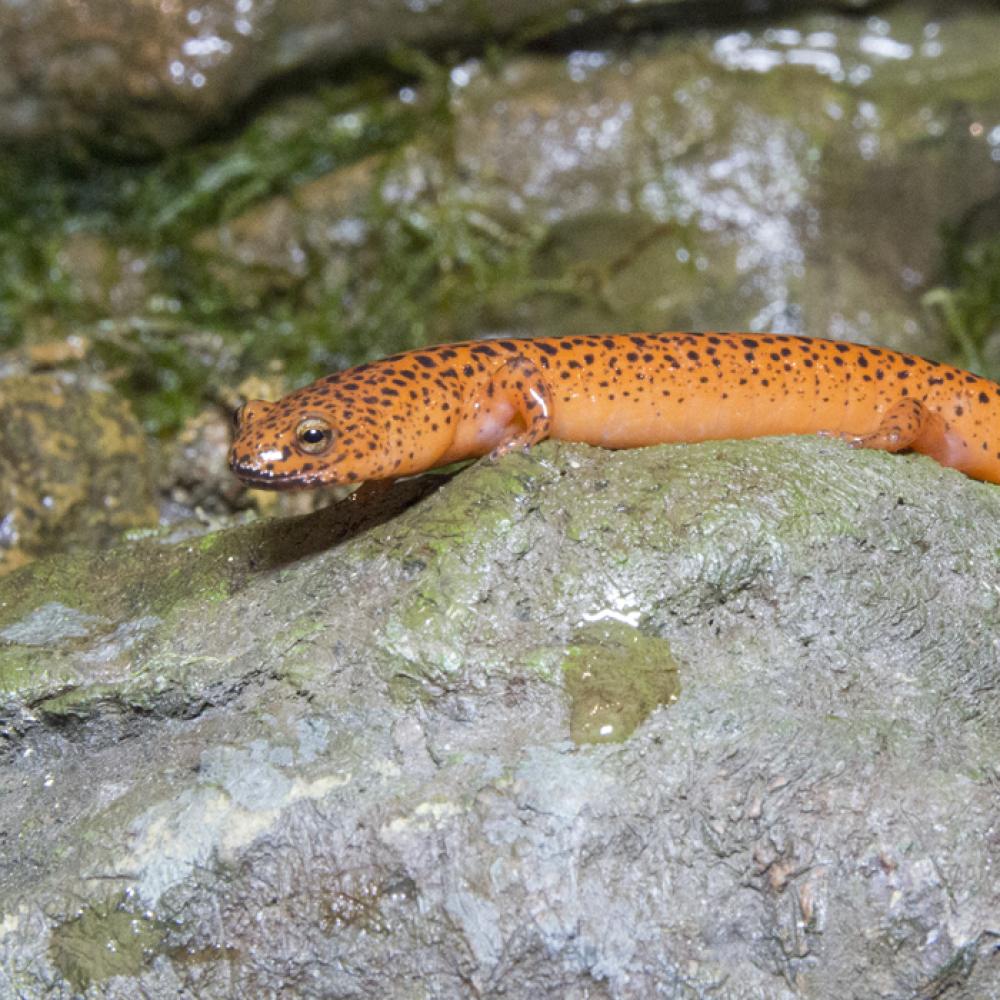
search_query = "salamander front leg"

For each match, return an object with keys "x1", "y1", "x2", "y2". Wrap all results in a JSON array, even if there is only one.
[{"x1": 485, "y1": 356, "x2": 554, "y2": 460}]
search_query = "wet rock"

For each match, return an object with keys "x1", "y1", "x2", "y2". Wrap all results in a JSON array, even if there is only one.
[
  {"x1": 0, "y1": 437, "x2": 998, "y2": 996},
  {"x1": 0, "y1": 373, "x2": 157, "y2": 574},
  {"x1": 162, "y1": 406, "x2": 247, "y2": 516},
  {"x1": 195, "y1": 2, "x2": 1000, "y2": 356},
  {"x1": 192, "y1": 155, "x2": 381, "y2": 308},
  {"x1": 0, "y1": 0, "x2": 883, "y2": 151},
  {"x1": 54, "y1": 233, "x2": 156, "y2": 317}
]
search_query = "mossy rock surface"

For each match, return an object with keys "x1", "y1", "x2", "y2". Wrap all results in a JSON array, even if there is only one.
[{"x1": 1, "y1": 437, "x2": 998, "y2": 998}]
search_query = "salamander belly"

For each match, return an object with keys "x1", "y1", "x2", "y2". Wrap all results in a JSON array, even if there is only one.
[{"x1": 551, "y1": 389, "x2": 878, "y2": 449}]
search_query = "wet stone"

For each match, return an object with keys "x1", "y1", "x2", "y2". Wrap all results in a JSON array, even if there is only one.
[{"x1": 0, "y1": 373, "x2": 157, "y2": 573}]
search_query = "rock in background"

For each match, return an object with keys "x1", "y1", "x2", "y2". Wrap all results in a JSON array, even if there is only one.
[
  {"x1": 0, "y1": 369, "x2": 157, "y2": 574},
  {"x1": 194, "y1": 2, "x2": 1000, "y2": 358},
  {"x1": 0, "y1": 0, "x2": 885, "y2": 151},
  {"x1": 13, "y1": 1, "x2": 999, "y2": 446}
]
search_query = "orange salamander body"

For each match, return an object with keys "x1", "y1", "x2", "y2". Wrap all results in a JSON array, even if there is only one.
[{"x1": 229, "y1": 332, "x2": 1000, "y2": 488}]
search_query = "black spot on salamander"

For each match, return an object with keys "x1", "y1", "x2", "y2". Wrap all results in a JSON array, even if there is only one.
[
  {"x1": 381, "y1": 387, "x2": 399, "y2": 396},
  {"x1": 536, "y1": 342, "x2": 558, "y2": 356},
  {"x1": 559, "y1": 341, "x2": 574, "y2": 351},
  {"x1": 902, "y1": 356, "x2": 916, "y2": 366},
  {"x1": 471, "y1": 344, "x2": 498, "y2": 356},
  {"x1": 583, "y1": 354, "x2": 595, "y2": 365},
  {"x1": 462, "y1": 364, "x2": 474, "y2": 377},
  {"x1": 834, "y1": 343, "x2": 850, "y2": 353},
  {"x1": 897, "y1": 370, "x2": 910, "y2": 380},
  {"x1": 414, "y1": 354, "x2": 437, "y2": 368},
  {"x1": 979, "y1": 391, "x2": 990, "y2": 404},
  {"x1": 742, "y1": 338, "x2": 759, "y2": 349},
  {"x1": 496, "y1": 340, "x2": 518, "y2": 351},
  {"x1": 626, "y1": 352, "x2": 639, "y2": 363}
]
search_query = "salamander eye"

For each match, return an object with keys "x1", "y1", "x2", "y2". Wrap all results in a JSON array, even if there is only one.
[{"x1": 295, "y1": 416, "x2": 335, "y2": 455}]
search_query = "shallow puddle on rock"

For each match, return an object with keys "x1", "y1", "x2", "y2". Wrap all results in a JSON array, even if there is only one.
[
  {"x1": 49, "y1": 895, "x2": 166, "y2": 993},
  {"x1": 561, "y1": 621, "x2": 680, "y2": 744}
]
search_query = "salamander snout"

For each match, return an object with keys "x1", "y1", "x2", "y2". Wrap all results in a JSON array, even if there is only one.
[{"x1": 229, "y1": 399, "x2": 337, "y2": 490}]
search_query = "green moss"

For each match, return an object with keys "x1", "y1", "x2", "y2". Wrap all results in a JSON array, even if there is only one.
[
  {"x1": 0, "y1": 65, "x2": 423, "y2": 430},
  {"x1": 0, "y1": 48, "x2": 556, "y2": 436},
  {"x1": 924, "y1": 232, "x2": 1000, "y2": 378}
]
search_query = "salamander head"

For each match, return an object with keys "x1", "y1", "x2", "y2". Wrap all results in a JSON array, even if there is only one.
[{"x1": 229, "y1": 394, "x2": 378, "y2": 489}]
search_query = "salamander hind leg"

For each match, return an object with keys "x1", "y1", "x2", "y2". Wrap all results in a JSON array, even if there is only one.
[
  {"x1": 841, "y1": 398, "x2": 931, "y2": 453},
  {"x1": 485, "y1": 356, "x2": 554, "y2": 460},
  {"x1": 834, "y1": 398, "x2": 963, "y2": 468}
]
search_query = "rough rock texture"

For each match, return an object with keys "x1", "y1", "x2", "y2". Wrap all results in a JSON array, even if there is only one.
[
  {"x1": 1, "y1": 438, "x2": 998, "y2": 998},
  {"x1": 0, "y1": 373, "x2": 157, "y2": 575},
  {"x1": 0, "y1": 0, "x2": 882, "y2": 151}
]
